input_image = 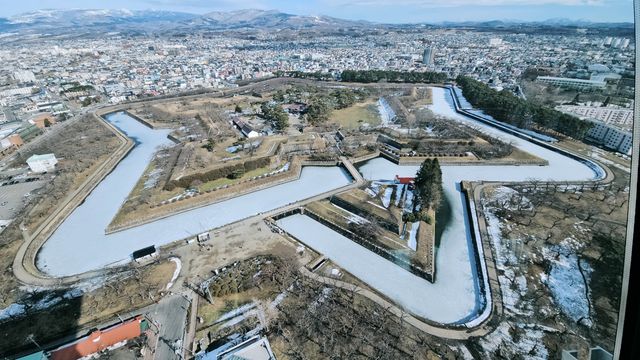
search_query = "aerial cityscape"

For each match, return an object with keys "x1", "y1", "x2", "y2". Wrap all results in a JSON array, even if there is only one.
[{"x1": 0, "y1": 1, "x2": 634, "y2": 359}]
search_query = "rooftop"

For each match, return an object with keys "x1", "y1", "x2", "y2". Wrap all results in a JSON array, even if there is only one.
[{"x1": 27, "y1": 153, "x2": 56, "y2": 162}]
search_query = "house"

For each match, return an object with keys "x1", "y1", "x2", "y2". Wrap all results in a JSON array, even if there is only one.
[
  {"x1": 132, "y1": 245, "x2": 157, "y2": 263},
  {"x1": 49, "y1": 316, "x2": 149, "y2": 360},
  {"x1": 395, "y1": 175, "x2": 415, "y2": 185},
  {"x1": 232, "y1": 118, "x2": 260, "y2": 138},
  {"x1": 218, "y1": 336, "x2": 276, "y2": 360},
  {"x1": 26, "y1": 153, "x2": 57, "y2": 173},
  {"x1": 282, "y1": 103, "x2": 307, "y2": 114},
  {"x1": 197, "y1": 232, "x2": 210, "y2": 242}
]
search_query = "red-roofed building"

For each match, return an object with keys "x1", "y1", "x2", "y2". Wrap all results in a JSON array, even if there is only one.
[
  {"x1": 50, "y1": 316, "x2": 148, "y2": 360},
  {"x1": 395, "y1": 175, "x2": 415, "y2": 185}
]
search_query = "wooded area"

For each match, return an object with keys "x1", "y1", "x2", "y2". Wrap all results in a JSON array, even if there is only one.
[
  {"x1": 341, "y1": 70, "x2": 448, "y2": 84},
  {"x1": 456, "y1": 76, "x2": 593, "y2": 140}
]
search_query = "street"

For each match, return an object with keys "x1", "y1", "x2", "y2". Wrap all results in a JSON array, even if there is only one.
[{"x1": 145, "y1": 293, "x2": 191, "y2": 360}]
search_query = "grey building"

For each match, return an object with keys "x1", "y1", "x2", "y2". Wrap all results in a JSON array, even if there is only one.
[
  {"x1": 586, "y1": 120, "x2": 633, "y2": 155},
  {"x1": 422, "y1": 47, "x2": 434, "y2": 66}
]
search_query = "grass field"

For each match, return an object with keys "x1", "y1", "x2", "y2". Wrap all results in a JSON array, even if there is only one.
[
  {"x1": 198, "y1": 165, "x2": 275, "y2": 192},
  {"x1": 330, "y1": 100, "x2": 381, "y2": 129}
]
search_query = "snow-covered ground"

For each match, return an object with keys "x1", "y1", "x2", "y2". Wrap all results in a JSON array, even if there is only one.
[
  {"x1": 407, "y1": 222, "x2": 419, "y2": 251},
  {"x1": 165, "y1": 257, "x2": 182, "y2": 290},
  {"x1": 479, "y1": 186, "x2": 594, "y2": 357},
  {"x1": 380, "y1": 186, "x2": 393, "y2": 208},
  {"x1": 544, "y1": 240, "x2": 592, "y2": 324},
  {"x1": 0, "y1": 274, "x2": 111, "y2": 321},
  {"x1": 479, "y1": 322, "x2": 549, "y2": 359},
  {"x1": 377, "y1": 97, "x2": 396, "y2": 126},
  {"x1": 215, "y1": 303, "x2": 256, "y2": 324}
]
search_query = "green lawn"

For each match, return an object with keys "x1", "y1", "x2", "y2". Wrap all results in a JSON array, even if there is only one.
[{"x1": 330, "y1": 100, "x2": 381, "y2": 129}]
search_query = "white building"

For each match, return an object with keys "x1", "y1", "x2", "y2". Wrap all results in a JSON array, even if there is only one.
[
  {"x1": 489, "y1": 38, "x2": 503, "y2": 47},
  {"x1": 13, "y1": 70, "x2": 36, "y2": 83},
  {"x1": 557, "y1": 105, "x2": 634, "y2": 129},
  {"x1": 536, "y1": 76, "x2": 607, "y2": 90},
  {"x1": 233, "y1": 118, "x2": 260, "y2": 138},
  {"x1": 586, "y1": 121, "x2": 633, "y2": 155},
  {"x1": 26, "y1": 153, "x2": 58, "y2": 173}
]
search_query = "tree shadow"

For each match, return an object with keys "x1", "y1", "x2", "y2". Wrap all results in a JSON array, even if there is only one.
[{"x1": 0, "y1": 288, "x2": 84, "y2": 358}]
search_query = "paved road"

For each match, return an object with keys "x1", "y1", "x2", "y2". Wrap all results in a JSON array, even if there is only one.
[{"x1": 146, "y1": 293, "x2": 191, "y2": 360}]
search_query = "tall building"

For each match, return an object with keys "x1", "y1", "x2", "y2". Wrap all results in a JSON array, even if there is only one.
[
  {"x1": 556, "y1": 104, "x2": 634, "y2": 129},
  {"x1": 585, "y1": 120, "x2": 633, "y2": 155},
  {"x1": 422, "y1": 47, "x2": 434, "y2": 66},
  {"x1": 621, "y1": 38, "x2": 630, "y2": 48},
  {"x1": 612, "y1": 38, "x2": 623, "y2": 48}
]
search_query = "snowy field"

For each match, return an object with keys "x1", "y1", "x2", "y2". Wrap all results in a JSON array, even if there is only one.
[{"x1": 36, "y1": 112, "x2": 352, "y2": 276}]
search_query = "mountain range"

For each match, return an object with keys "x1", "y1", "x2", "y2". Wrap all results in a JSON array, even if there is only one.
[{"x1": 0, "y1": 8, "x2": 632, "y2": 34}]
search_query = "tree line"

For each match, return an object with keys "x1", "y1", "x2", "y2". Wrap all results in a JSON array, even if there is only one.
[
  {"x1": 455, "y1": 76, "x2": 593, "y2": 140},
  {"x1": 340, "y1": 70, "x2": 448, "y2": 84},
  {"x1": 164, "y1": 156, "x2": 271, "y2": 190},
  {"x1": 281, "y1": 70, "x2": 336, "y2": 81},
  {"x1": 413, "y1": 158, "x2": 443, "y2": 213},
  {"x1": 279, "y1": 70, "x2": 448, "y2": 84}
]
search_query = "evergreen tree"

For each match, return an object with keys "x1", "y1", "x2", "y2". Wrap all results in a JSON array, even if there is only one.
[{"x1": 414, "y1": 158, "x2": 443, "y2": 211}]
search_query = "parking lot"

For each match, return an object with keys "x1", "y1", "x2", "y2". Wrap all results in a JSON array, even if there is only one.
[{"x1": 0, "y1": 180, "x2": 47, "y2": 220}]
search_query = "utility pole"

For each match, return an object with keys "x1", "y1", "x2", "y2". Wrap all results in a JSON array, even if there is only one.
[{"x1": 26, "y1": 334, "x2": 42, "y2": 351}]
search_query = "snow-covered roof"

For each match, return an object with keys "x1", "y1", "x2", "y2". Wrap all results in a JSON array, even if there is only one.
[{"x1": 27, "y1": 153, "x2": 56, "y2": 162}]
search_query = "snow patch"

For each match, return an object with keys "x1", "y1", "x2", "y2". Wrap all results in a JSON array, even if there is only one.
[{"x1": 166, "y1": 257, "x2": 182, "y2": 290}]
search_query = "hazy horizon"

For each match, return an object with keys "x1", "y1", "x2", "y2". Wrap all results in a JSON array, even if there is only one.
[{"x1": 0, "y1": 0, "x2": 634, "y2": 23}]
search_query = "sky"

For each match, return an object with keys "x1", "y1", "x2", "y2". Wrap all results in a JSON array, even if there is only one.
[{"x1": 0, "y1": 0, "x2": 634, "y2": 23}]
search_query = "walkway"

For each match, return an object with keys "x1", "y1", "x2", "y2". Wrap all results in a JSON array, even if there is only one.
[
  {"x1": 299, "y1": 267, "x2": 494, "y2": 340},
  {"x1": 339, "y1": 156, "x2": 364, "y2": 183}
]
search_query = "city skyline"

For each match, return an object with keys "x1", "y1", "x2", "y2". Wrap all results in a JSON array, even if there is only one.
[{"x1": 0, "y1": 0, "x2": 634, "y2": 23}]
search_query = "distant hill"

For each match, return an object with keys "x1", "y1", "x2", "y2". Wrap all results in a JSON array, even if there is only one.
[
  {"x1": 0, "y1": 8, "x2": 370, "y2": 34},
  {"x1": 0, "y1": 8, "x2": 632, "y2": 35},
  {"x1": 187, "y1": 9, "x2": 369, "y2": 29},
  {"x1": 2, "y1": 9, "x2": 197, "y2": 33}
]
